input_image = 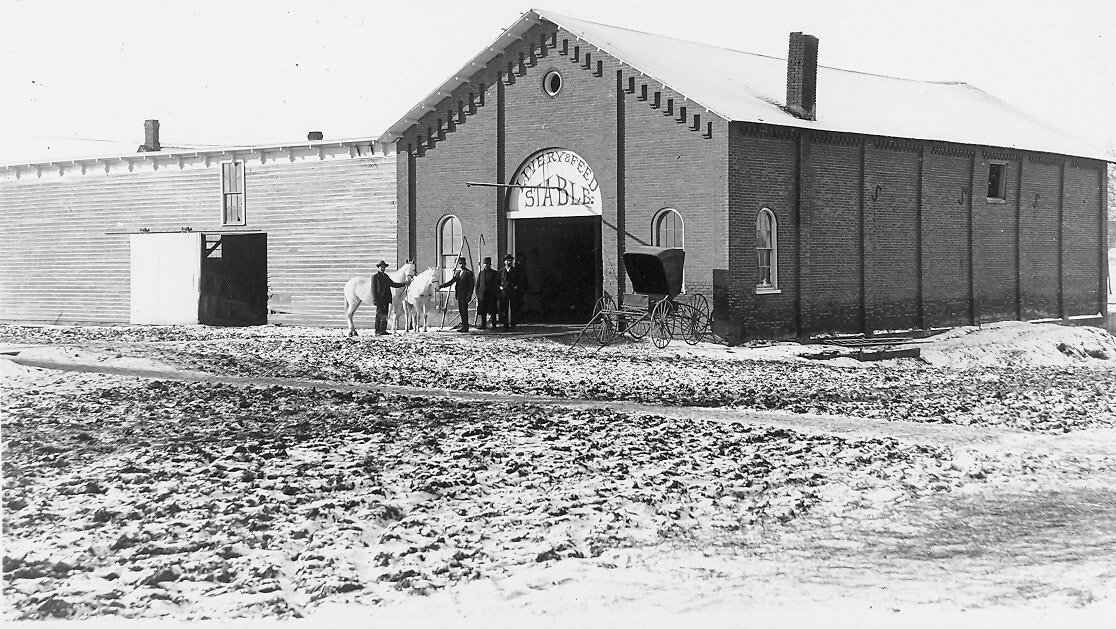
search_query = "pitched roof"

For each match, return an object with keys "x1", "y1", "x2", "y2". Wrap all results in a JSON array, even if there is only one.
[{"x1": 380, "y1": 9, "x2": 1111, "y2": 162}]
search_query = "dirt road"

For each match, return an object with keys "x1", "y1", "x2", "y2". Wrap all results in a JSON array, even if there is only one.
[{"x1": 3, "y1": 326, "x2": 1116, "y2": 624}]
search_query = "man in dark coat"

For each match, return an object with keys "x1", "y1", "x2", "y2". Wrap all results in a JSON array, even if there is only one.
[
  {"x1": 372, "y1": 260, "x2": 408, "y2": 335},
  {"x1": 438, "y1": 257, "x2": 476, "y2": 332},
  {"x1": 474, "y1": 257, "x2": 500, "y2": 330},
  {"x1": 498, "y1": 253, "x2": 525, "y2": 331}
]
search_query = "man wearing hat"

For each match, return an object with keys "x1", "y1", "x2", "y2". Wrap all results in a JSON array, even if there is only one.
[
  {"x1": 438, "y1": 257, "x2": 476, "y2": 332},
  {"x1": 475, "y1": 257, "x2": 500, "y2": 329},
  {"x1": 372, "y1": 261, "x2": 408, "y2": 335},
  {"x1": 498, "y1": 253, "x2": 525, "y2": 331}
]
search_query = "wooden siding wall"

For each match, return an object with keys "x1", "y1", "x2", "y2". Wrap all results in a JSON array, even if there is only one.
[{"x1": 0, "y1": 155, "x2": 396, "y2": 327}]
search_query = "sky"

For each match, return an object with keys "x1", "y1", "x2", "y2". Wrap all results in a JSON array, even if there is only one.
[{"x1": 1, "y1": 0, "x2": 1114, "y2": 165}]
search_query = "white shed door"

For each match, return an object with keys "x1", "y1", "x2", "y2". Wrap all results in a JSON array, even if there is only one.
[{"x1": 130, "y1": 233, "x2": 201, "y2": 325}]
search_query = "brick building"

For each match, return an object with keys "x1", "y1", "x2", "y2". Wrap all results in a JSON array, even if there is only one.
[{"x1": 381, "y1": 9, "x2": 1110, "y2": 341}]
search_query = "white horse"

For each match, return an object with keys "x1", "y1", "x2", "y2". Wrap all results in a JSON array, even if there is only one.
[
  {"x1": 404, "y1": 268, "x2": 439, "y2": 332},
  {"x1": 343, "y1": 260, "x2": 416, "y2": 336}
]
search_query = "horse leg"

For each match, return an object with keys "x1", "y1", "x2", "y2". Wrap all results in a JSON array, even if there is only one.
[{"x1": 344, "y1": 298, "x2": 360, "y2": 336}]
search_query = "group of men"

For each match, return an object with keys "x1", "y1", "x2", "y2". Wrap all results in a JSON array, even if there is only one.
[
  {"x1": 369, "y1": 254, "x2": 528, "y2": 335},
  {"x1": 439, "y1": 253, "x2": 527, "y2": 332}
]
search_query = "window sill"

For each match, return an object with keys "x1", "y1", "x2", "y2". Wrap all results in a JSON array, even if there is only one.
[
  {"x1": 755, "y1": 287, "x2": 781, "y2": 295},
  {"x1": 985, "y1": 198, "x2": 1007, "y2": 205}
]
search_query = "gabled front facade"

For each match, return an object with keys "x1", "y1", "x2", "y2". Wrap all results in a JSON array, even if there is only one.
[
  {"x1": 388, "y1": 16, "x2": 727, "y2": 325},
  {"x1": 385, "y1": 10, "x2": 1109, "y2": 342}
]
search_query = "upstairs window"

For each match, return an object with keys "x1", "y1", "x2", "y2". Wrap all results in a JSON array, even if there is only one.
[
  {"x1": 756, "y1": 208, "x2": 778, "y2": 292},
  {"x1": 987, "y1": 162, "x2": 1007, "y2": 202},
  {"x1": 221, "y1": 161, "x2": 246, "y2": 225}
]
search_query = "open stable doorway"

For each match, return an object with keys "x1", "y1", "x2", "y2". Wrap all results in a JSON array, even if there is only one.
[{"x1": 511, "y1": 216, "x2": 601, "y2": 323}]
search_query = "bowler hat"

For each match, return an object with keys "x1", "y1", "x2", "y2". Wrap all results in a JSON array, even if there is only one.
[
  {"x1": 503, "y1": 254, "x2": 514, "y2": 262},
  {"x1": 457, "y1": 257, "x2": 467, "y2": 265},
  {"x1": 376, "y1": 260, "x2": 389, "y2": 268},
  {"x1": 483, "y1": 257, "x2": 492, "y2": 264}
]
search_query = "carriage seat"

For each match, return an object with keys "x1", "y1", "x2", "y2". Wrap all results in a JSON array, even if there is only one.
[{"x1": 620, "y1": 293, "x2": 657, "y2": 312}]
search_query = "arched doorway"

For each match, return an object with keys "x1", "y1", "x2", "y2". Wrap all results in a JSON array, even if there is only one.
[{"x1": 506, "y1": 148, "x2": 602, "y2": 323}]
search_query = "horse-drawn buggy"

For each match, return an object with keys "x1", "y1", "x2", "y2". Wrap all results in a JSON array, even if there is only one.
[{"x1": 574, "y1": 246, "x2": 711, "y2": 348}]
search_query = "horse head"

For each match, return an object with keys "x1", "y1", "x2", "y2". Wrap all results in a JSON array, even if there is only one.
[
  {"x1": 406, "y1": 268, "x2": 438, "y2": 302},
  {"x1": 389, "y1": 259, "x2": 418, "y2": 285}
]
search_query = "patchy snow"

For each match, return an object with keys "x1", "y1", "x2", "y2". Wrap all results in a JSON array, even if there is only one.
[
  {"x1": 3, "y1": 321, "x2": 1115, "y2": 433},
  {"x1": 664, "y1": 321, "x2": 1116, "y2": 371},
  {"x1": 5, "y1": 379, "x2": 1116, "y2": 623},
  {"x1": 3, "y1": 322, "x2": 1116, "y2": 624},
  {"x1": 6, "y1": 600, "x2": 1116, "y2": 629},
  {"x1": 917, "y1": 321, "x2": 1116, "y2": 369}
]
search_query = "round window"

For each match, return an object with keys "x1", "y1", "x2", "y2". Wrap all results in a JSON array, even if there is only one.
[{"x1": 542, "y1": 70, "x2": 562, "y2": 96}]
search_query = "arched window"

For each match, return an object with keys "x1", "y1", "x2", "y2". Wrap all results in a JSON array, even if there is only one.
[
  {"x1": 756, "y1": 208, "x2": 778, "y2": 292},
  {"x1": 438, "y1": 215, "x2": 463, "y2": 285},
  {"x1": 653, "y1": 208, "x2": 684, "y2": 249}
]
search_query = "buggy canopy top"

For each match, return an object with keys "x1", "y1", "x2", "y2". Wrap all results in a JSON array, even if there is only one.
[{"x1": 622, "y1": 246, "x2": 686, "y2": 298}]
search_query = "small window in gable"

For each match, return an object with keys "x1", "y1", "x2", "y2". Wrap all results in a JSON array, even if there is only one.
[
  {"x1": 542, "y1": 70, "x2": 563, "y2": 97},
  {"x1": 987, "y1": 162, "x2": 1007, "y2": 202},
  {"x1": 756, "y1": 208, "x2": 779, "y2": 293},
  {"x1": 221, "y1": 161, "x2": 246, "y2": 225}
]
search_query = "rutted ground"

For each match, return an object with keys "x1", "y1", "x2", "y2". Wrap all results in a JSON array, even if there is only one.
[
  {"x1": 2, "y1": 324, "x2": 1116, "y2": 620},
  {"x1": 3, "y1": 323, "x2": 1115, "y2": 432}
]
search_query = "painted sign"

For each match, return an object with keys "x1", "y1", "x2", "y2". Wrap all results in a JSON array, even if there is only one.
[{"x1": 508, "y1": 149, "x2": 601, "y2": 218}]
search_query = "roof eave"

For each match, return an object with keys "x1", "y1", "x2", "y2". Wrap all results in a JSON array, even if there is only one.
[
  {"x1": 377, "y1": 8, "x2": 735, "y2": 147},
  {"x1": 0, "y1": 137, "x2": 392, "y2": 171},
  {"x1": 377, "y1": 10, "x2": 545, "y2": 145}
]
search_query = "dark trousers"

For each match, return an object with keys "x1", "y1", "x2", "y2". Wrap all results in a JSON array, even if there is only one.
[
  {"x1": 477, "y1": 299, "x2": 497, "y2": 328},
  {"x1": 374, "y1": 303, "x2": 389, "y2": 334},
  {"x1": 498, "y1": 293, "x2": 520, "y2": 329},
  {"x1": 456, "y1": 299, "x2": 470, "y2": 330}
]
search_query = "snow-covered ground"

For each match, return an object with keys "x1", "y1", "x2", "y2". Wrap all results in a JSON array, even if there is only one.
[{"x1": 3, "y1": 321, "x2": 1116, "y2": 626}]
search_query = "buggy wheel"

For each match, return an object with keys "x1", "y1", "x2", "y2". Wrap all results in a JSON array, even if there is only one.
[
  {"x1": 589, "y1": 312, "x2": 619, "y2": 346},
  {"x1": 668, "y1": 305, "x2": 690, "y2": 338},
  {"x1": 593, "y1": 295, "x2": 617, "y2": 317},
  {"x1": 590, "y1": 296, "x2": 620, "y2": 345},
  {"x1": 626, "y1": 312, "x2": 652, "y2": 339},
  {"x1": 651, "y1": 300, "x2": 672, "y2": 349},
  {"x1": 673, "y1": 303, "x2": 698, "y2": 345},
  {"x1": 684, "y1": 294, "x2": 710, "y2": 344}
]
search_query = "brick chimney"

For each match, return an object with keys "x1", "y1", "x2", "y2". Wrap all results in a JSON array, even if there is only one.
[
  {"x1": 785, "y1": 32, "x2": 819, "y2": 120},
  {"x1": 138, "y1": 119, "x2": 161, "y2": 152}
]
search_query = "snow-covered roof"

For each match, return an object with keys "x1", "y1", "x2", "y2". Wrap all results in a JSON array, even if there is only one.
[{"x1": 380, "y1": 9, "x2": 1112, "y2": 162}]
